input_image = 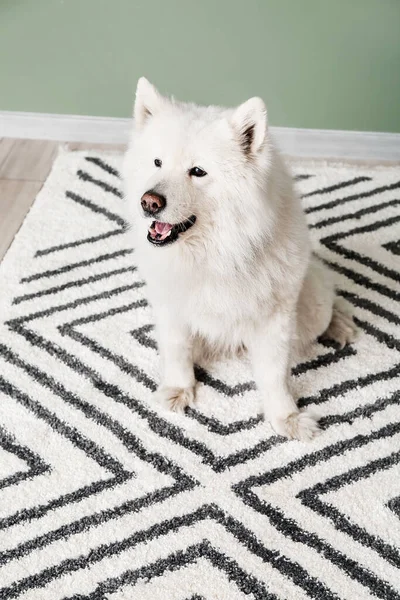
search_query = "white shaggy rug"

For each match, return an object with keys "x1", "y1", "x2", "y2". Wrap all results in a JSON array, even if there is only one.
[{"x1": 0, "y1": 150, "x2": 399, "y2": 600}]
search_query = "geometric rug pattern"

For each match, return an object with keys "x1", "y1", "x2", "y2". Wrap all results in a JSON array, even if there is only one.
[{"x1": 0, "y1": 151, "x2": 399, "y2": 599}]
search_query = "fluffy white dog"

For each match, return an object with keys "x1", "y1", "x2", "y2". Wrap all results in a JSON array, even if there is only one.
[{"x1": 122, "y1": 78, "x2": 357, "y2": 441}]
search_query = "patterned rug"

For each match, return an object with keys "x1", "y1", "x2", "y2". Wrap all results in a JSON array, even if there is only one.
[{"x1": 0, "y1": 150, "x2": 399, "y2": 600}]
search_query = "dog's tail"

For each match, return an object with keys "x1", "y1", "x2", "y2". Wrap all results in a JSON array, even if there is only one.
[{"x1": 322, "y1": 297, "x2": 358, "y2": 348}]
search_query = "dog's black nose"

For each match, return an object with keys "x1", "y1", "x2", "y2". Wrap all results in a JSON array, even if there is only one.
[{"x1": 141, "y1": 191, "x2": 166, "y2": 215}]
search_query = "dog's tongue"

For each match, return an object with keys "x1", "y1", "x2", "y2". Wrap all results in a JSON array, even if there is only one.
[
  {"x1": 149, "y1": 221, "x2": 173, "y2": 241},
  {"x1": 155, "y1": 222, "x2": 173, "y2": 235}
]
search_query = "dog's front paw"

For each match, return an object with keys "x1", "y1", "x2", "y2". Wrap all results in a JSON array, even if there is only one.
[
  {"x1": 272, "y1": 410, "x2": 320, "y2": 441},
  {"x1": 154, "y1": 386, "x2": 195, "y2": 414}
]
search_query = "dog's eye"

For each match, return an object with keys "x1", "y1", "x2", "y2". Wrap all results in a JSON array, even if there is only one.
[
  {"x1": 189, "y1": 166, "x2": 207, "y2": 178},
  {"x1": 154, "y1": 158, "x2": 162, "y2": 168}
]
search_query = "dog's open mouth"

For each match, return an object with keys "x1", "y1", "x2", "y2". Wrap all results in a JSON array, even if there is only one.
[{"x1": 147, "y1": 216, "x2": 196, "y2": 246}]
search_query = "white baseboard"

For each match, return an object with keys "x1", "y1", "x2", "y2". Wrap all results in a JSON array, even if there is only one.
[
  {"x1": 1, "y1": 110, "x2": 399, "y2": 161},
  {"x1": 0, "y1": 112, "x2": 129, "y2": 145}
]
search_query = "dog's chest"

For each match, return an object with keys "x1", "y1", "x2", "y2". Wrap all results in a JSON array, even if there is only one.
[
  {"x1": 182, "y1": 273, "x2": 262, "y2": 341},
  {"x1": 143, "y1": 251, "x2": 272, "y2": 341}
]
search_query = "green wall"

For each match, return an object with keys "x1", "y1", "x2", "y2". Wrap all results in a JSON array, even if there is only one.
[{"x1": 1, "y1": 0, "x2": 399, "y2": 132}]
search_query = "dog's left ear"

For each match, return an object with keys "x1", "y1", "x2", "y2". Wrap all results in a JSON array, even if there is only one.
[
  {"x1": 134, "y1": 77, "x2": 165, "y2": 130},
  {"x1": 231, "y1": 97, "x2": 267, "y2": 155}
]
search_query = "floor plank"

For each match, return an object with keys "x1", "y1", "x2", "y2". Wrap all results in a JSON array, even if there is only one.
[
  {"x1": 0, "y1": 180, "x2": 43, "y2": 262},
  {"x1": 0, "y1": 139, "x2": 59, "y2": 181},
  {"x1": 0, "y1": 138, "x2": 15, "y2": 171}
]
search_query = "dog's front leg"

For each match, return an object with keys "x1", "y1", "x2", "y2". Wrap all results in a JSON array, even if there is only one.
[
  {"x1": 249, "y1": 310, "x2": 319, "y2": 441},
  {"x1": 154, "y1": 314, "x2": 195, "y2": 413}
]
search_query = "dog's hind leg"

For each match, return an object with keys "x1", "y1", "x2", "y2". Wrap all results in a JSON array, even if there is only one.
[
  {"x1": 296, "y1": 258, "x2": 358, "y2": 354},
  {"x1": 321, "y1": 297, "x2": 358, "y2": 348},
  {"x1": 295, "y1": 257, "x2": 336, "y2": 358}
]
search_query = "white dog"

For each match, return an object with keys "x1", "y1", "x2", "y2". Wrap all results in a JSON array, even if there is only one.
[{"x1": 122, "y1": 78, "x2": 357, "y2": 441}]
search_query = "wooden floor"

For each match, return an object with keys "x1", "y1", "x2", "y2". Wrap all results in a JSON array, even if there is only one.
[{"x1": 0, "y1": 138, "x2": 125, "y2": 263}]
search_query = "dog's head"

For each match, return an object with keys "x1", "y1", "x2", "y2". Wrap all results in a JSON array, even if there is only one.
[{"x1": 123, "y1": 78, "x2": 271, "y2": 251}]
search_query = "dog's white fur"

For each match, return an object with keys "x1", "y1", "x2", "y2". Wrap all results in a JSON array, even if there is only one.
[{"x1": 122, "y1": 78, "x2": 356, "y2": 441}]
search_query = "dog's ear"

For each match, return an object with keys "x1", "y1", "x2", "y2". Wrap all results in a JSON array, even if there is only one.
[
  {"x1": 134, "y1": 77, "x2": 164, "y2": 130},
  {"x1": 231, "y1": 97, "x2": 267, "y2": 156}
]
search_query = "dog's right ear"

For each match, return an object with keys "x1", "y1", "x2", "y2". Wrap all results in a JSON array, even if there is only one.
[
  {"x1": 134, "y1": 77, "x2": 164, "y2": 130},
  {"x1": 231, "y1": 97, "x2": 267, "y2": 156}
]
